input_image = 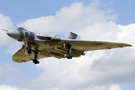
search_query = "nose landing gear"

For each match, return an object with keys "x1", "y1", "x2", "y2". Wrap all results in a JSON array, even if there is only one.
[{"x1": 28, "y1": 43, "x2": 32, "y2": 54}]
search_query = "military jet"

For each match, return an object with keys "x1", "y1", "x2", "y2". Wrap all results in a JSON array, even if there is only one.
[{"x1": 3, "y1": 27, "x2": 132, "y2": 64}]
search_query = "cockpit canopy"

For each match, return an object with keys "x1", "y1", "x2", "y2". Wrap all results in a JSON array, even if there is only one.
[{"x1": 17, "y1": 27, "x2": 28, "y2": 31}]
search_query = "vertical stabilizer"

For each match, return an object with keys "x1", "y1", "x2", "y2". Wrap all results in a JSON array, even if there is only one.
[{"x1": 67, "y1": 32, "x2": 78, "y2": 39}]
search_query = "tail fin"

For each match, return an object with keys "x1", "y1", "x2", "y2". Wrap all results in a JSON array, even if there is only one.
[{"x1": 67, "y1": 32, "x2": 78, "y2": 39}]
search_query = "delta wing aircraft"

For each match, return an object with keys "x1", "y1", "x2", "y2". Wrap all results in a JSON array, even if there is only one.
[{"x1": 3, "y1": 27, "x2": 132, "y2": 64}]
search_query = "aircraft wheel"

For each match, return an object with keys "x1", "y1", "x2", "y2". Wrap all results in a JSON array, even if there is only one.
[
  {"x1": 66, "y1": 55, "x2": 72, "y2": 59},
  {"x1": 33, "y1": 60, "x2": 39, "y2": 64}
]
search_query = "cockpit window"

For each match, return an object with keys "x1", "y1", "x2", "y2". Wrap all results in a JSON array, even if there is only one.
[{"x1": 17, "y1": 27, "x2": 27, "y2": 31}]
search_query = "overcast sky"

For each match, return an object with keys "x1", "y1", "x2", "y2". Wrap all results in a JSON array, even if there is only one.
[{"x1": 0, "y1": 0, "x2": 135, "y2": 90}]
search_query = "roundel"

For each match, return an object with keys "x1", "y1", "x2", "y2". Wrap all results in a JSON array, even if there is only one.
[{"x1": 25, "y1": 32, "x2": 29, "y2": 38}]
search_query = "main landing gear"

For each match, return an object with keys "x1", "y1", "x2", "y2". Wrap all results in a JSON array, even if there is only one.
[
  {"x1": 33, "y1": 48, "x2": 39, "y2": 64},
  {"x1": 27, "y1": 43, "x2": 39, "y2": 64},
  {"x1": 65, "y1": 45, "x2": 72, "y2": 59}
]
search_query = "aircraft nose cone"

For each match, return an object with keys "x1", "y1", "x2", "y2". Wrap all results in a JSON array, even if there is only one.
[{"x1": 7, "y1": 30, "x2": 20, "y2": 39}]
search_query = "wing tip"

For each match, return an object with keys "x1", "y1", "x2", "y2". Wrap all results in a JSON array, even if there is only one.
[
  {"x1": 120, "y1": 43, "x2": 133, "y2": 48},
  {"x1": 125, "y1": 44, "x2": 133, "y2": 47}
]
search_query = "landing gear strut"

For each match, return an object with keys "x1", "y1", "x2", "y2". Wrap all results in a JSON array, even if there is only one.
[
  {"x1": 33, "y1": 47, "x2": 39, "y2": 64},
  {"x1": 66, "y1": 45, "x2": 72, "y2": 59}
]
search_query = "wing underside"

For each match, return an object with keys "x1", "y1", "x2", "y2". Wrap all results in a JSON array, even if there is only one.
[
  {"x1": 13, "y1": 44, "x2": 83, "y2": 63},
  {"x1": 12, "y1": 45, "x2": 49, "y2": 63},
  {"x1": 13, "y1": 40, "x2": 132, "y2": 63}
]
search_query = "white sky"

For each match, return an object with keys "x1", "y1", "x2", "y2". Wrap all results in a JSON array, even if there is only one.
[{"x1": 0, "y1": 0, "x2": 135, "y2": 90}]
